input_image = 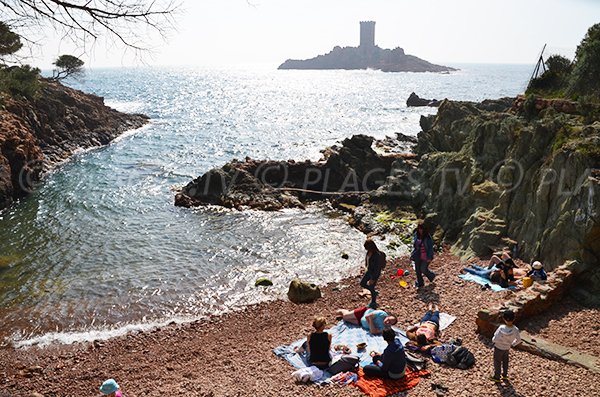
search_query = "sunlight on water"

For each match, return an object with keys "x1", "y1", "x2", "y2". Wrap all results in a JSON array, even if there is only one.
[{"x1": 0, "y1": 65, "x2": 531, "y2": 346}]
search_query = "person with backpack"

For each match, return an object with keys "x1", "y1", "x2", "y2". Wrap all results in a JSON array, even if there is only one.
[
  {"x1": 490, "y1": 310, "x2": 521, "y2": 382},
  {"x1": 361, "y1": 238, "x2": 386, "y2": 308},
  {"x1": 411, "y1": 222, "x2": 435, "y2": 289}
]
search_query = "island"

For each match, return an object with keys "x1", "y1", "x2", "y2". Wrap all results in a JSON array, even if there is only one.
[{"x1": 278, "y1": 21, "x2": 456, "y2": 73}]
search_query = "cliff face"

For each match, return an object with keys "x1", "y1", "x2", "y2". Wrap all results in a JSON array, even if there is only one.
[
  {"x1": 278, "y1": 45, "x2": 456, "y2": 73},
  {"x1": 397, "y1": 98, "x2": 600, "y2": 304},
  {"x1": 0, "y1": 80, "x2": 149, "y2": 210}
]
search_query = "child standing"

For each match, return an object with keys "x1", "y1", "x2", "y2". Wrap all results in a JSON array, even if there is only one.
[
  {"x1": 100, "y1": 379, "x2": 123, "y2": 397},
  {"x1": 490, "y1": 310, "x2": 521, "y2": 382}
]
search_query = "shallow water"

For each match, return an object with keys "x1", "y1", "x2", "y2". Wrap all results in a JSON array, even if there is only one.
[{"x1": 0, "y1": 64, "x2": 532, "y2": 346}]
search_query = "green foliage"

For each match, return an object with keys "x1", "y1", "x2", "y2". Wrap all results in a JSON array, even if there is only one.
[
  {"x1": 546, "y1": 55, "x2": 572, "y2": 74},
  {"x1": 569, "y1": 23, "x2": 600, "y2": 97},
  {"x1": 577, "y1": 95, "x2": 600, "y2": 124},
  {"x1": 552, "y1": 126, "x2": 574, "y2": 153},
  {"x1": 0, "y1": 65, "x2": 41, "y2": 98},
  {"x1": 52, "y1": 54, "x2": 85, "y2": 81},
  {"x1": 527, "y1": 54, "x2": 572, "y2": 97},
  {"x1": 0, "y1": 21, "x2": 22, "y2": 58}
]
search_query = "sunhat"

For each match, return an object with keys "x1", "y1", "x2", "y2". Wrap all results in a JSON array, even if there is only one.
[
  {"x1": 100, "y1": 379, "x2": 119, "y2": 395},
  {"x1": 532, "y1": 261, "x2": 543, "y2": 270}
]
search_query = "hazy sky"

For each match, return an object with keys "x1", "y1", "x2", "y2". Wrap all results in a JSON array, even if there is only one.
[{"x1": 35, "y1": 0, "x2": 600, "y2": 68}]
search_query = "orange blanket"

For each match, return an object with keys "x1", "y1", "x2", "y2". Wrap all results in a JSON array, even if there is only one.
[{"x1": 351, "y1": 367, "x2": 430, "y2": 397}]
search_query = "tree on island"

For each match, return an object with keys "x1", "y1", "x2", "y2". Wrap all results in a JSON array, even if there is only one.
[{"x1": 51, "y1": 54, "x2": 84, "y2": 82}]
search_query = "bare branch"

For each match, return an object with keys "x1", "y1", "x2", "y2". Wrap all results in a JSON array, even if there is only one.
[{"x1": 1, "y1": 0, "x2": 180, "y2": 54}]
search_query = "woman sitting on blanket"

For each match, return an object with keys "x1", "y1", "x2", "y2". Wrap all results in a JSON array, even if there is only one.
[
  {"x1": 463, "y1": 251, "x2": 522, "y2": 288},
  {"x1": 335, "y1": 306, "x2": 397, "y2": 335},
  {"x1": 364, "y1": 328, "x2": 406, "y2": 379},
  {"x1": 294, "y1": 316, "x2": 332, "y2": 369},
  {"x1": 406, "y1": 303, "x2": 442, "y2": 353}
]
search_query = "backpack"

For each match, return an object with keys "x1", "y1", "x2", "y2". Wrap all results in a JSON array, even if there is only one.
[
  {"x1": 328, "y1": 354, "x2": 359, "y2": 375},
  {"x1": 430, "y1": 344, "x2": 457, "y2": 364},
  {"x1": 446, "y1": 346, "x2": 475, "y2": 369},
  {"x1": 378, "y1": 251, "x2": 387, "y2": 271}
]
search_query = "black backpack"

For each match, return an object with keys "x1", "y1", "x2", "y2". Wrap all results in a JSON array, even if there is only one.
[
  {"x1": 446, "y1": 346, "x2": 475, "y2": 369},
  {"x1": 378, "y1": 251, "x2": 387, "y2": 271}
]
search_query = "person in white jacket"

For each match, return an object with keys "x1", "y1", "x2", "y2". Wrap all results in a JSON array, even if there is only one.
[{"x1": 490, "y1": 310, "x2": 521, "y2": 382}]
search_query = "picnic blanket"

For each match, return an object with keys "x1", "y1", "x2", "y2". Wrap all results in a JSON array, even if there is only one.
[
  {"x1": 459, "y1": 273, "x2": 517, "y2": 292},
  {"x1": 351, "y1": 367, "x2": 430, "y2": 397},
  {"x1": 273, "y1": 314, "x2": 455, "y2": 382}
]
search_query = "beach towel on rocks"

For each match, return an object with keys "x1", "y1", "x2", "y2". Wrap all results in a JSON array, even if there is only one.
[
  {"x1": 351, "y1": 367, "x2": 430, "y2": 397},
  {"x1": 459, "y1": 273, "x2": 517, "y2": 292}
]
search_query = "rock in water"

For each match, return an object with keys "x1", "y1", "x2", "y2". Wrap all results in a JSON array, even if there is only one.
[
  {"x1": 287, "y1": 279, "x2": 321, "y2": 303},
  {"x1": 255, "y1": 277, "x2": 273, "y2": 287}
]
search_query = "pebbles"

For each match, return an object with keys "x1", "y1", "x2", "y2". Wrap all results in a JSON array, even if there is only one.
[{"x1": 0, "y1": 251, "x2": 598, "y2": 396}]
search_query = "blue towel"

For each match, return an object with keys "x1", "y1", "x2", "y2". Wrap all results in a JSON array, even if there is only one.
[
  {"x1": 273, "y1": 321, "x2": 410, "y2": 382},
  {"x1": 459, "y1": 274, "x2": 517, "y2": 292}
]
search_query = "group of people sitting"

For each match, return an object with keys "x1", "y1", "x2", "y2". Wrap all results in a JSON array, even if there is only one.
[
  {"x1": 463, "y1": 251, "x2": 547, "y2": 288},
  {"x1": 294, "y1": 303, "x2": 443, "y2": 380}
]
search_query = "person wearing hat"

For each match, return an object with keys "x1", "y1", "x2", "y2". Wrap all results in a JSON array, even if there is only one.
[
  {"x1": 100, "y1": 379, "x2": 123, "y2": 397},
  {"x1": 526, "y1": 261, "x2": 547, "y2": 281}
]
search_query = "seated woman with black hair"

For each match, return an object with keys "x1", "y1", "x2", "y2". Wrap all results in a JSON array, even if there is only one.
[{"x1": 406, "y1": 303, "x2": 442, "y2": 353}]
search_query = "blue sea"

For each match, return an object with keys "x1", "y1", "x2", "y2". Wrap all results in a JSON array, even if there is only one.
[{"x1": 0, "y1": 64, "x2": 531, "y2": 346}]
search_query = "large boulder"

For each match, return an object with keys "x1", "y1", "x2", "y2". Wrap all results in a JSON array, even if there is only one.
[{"x1": 287, "y1": 279, "x2": 321, "y2": 304}]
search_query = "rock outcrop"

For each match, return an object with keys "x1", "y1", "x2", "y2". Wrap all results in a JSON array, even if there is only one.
[
  {"x1": 175, "y1": 135, "x2": 400, "y2": 210},
  {"x1": 0, "y1": 79, "x2": 149, "y2": 210},
  {"x1": 279, "y1": 46, "x2": 456, "y2": 73},
  {"x1": 406, "y1": 92, "x2": 442, "y2": 107},
  {"x1": 382, "y1": 97, "x2": 600, "y2": 304}
]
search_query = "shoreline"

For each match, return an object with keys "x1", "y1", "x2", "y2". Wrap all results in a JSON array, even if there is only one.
[{"x1": 2, "y1": 251, "x2": 599, "y2": 397}]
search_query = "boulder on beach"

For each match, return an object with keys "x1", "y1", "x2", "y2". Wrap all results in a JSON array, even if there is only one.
[{"x1": 287, "y1": 279, "x2": 321, "y2": 304}]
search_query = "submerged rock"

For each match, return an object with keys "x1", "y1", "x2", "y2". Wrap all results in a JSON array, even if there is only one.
[{"x1": 255, "y1": 277, "x2": 273, "y2": 287}]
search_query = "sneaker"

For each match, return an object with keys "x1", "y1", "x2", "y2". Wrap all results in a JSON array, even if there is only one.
[
  {"x1": 489, "y1": 376, "x2": 501, "y2": 383},
  {"x1": 429, "y1": 272, "x2": 436, "y2": 283},
  {"x1": 414, "y1": 282, "x2": 422, "y2": 289}
]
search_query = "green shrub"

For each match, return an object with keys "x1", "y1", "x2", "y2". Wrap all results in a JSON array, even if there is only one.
[{"x1": 0, "y1": 64, "x2": 41, "y2": 98}]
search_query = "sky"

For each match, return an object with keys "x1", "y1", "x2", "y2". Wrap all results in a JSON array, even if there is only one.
[{"x1": 31, "y1": 0, "x2": 600, "y2": 69}]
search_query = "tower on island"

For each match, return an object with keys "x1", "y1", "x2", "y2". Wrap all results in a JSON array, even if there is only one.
[{"x1": 359, "y1": 21, "x2": 376, "y2": 48}]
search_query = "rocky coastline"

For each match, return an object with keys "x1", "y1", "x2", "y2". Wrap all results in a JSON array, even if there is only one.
[
  {"x1": 1, "y1": 92, "x2": 599, "y2": 396},
  {"x1": 0, "y1": 79, "x2": 149, "y2": 211},
  {"x1": 176, "y1": 94, "x2": 600, "y2": 304}
]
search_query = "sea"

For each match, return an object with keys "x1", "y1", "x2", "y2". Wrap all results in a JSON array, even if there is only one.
[{"x1": 0, "y1": 64, "x2": 532, "y2": 347}]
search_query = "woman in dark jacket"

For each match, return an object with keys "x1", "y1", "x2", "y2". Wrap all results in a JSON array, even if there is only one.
[
  {"x1": 361, "y1": 239, "x2": 385, "y2": 308},
  {"x1": 411, "y1": 223, "x2": 435, "y2": 289}
]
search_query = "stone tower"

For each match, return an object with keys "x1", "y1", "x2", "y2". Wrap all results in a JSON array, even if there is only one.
[{"x1": 359, "y1": 21, "x2": 376, "y2": 48}]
